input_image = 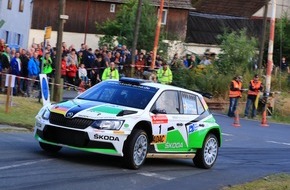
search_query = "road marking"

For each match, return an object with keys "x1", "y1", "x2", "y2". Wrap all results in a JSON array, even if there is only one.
[
  {"x1": 267, "y1": 141, "x2": 290, "y2": 146},
  {"x1": 0, "y1": 159, "x2": 53, "y2": 170},
  {"x1": 138, "y1": 172, "x2": 175, "y2": 181},
  {"x1": 222, "y1": 133, "x2": 233, "y2": 136}
]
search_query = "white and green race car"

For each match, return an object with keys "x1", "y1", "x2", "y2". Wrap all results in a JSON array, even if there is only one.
[{"x1": 34, "y1": 77, "x2": 222, "y2": 169}]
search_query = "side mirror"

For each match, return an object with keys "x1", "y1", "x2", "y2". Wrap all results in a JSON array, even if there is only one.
[{"x1": 151, "y1": 109, "x2": 167, "y2": 114}]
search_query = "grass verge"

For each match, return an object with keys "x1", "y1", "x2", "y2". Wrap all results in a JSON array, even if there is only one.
[
  {"x1": 223, "y1": 173, "x2": 290, "y2": 190},
  {"x1": 0, "y1": 94, "x2": 43, "y2": 131}
]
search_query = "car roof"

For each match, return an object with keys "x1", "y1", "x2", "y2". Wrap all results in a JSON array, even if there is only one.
[{"x1": 116, "y1": 77, "x2": 202, "y2": 97}]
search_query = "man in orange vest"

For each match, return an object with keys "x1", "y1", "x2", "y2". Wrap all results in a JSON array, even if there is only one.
[
  {"x1": 228, "y1": 76, "x2": 243, "y2": 117},
  {"x1": 244, "y1": 74, "x2": 263, "y2": 119}
]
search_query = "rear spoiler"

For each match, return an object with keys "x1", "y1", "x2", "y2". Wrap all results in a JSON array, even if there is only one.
[{"x1": 193, "y1": 90, "x2": 213, "y2": 99}]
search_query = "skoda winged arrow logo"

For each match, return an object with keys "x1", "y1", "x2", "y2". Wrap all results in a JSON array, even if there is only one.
[{"x1": 66, "y1": 112, "x2": 74, "y2": 118}]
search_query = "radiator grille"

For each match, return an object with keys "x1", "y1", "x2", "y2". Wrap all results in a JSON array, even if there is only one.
[{"x1": 49, "y1": 112, "x2": 94, "y2": 129}]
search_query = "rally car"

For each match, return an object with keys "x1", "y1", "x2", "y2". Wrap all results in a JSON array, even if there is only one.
[{"x1": 34, "y1": 77, "x2": 222, "y2": 169}]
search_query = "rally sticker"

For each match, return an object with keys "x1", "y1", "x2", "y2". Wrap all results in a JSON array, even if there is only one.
[
  {"x1": 151, "y1": 115, "x2": 168, "y2": 124},
  {"x1": 152, "y1": 135, "x2": 166, "y2": 143}
]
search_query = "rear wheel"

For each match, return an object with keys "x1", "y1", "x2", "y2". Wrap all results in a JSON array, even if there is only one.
[
  {"x1": 39, "y1": 142, "x2": 62, "y2": 153},
  {"x1": 123, "y1": 129, "x2": 148, "y2": 170},
  {"x1": 193, "y1": 134, "x2": 218, "y2": 169}
]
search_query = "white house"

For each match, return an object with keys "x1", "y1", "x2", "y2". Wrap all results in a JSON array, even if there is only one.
[{"x1": 0, "y1": 0, "x2": 32, "y2": 49}]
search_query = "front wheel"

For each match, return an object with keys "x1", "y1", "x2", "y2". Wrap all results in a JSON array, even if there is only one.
[
  {"x1": 39, "y1": 142, "x2": 62, "y2": 153},
  {"x1": 193, "y1": 134, "x2": 218, "y2": 169},
  {"x1": 123, "y1": 129, "x2": 148, "y2": 170}
]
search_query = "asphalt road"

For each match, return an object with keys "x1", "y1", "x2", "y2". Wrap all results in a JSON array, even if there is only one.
[{"x1": 0, "y1": 114, "x2": 290, "y2": 190}]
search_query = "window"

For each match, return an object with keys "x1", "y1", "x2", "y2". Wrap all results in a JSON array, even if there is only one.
[
  {"x1": 154, "y1": 91, "x2": 180, "y2": 114},
  {"x1": 196, "y1": 97, "x2": 205, "y2": 115},
  {"x1": 16, "y1": 34, "x2": 21, "y2": 45},
  {"x1": 19, "y1": 0, "x2": 24, "y2": 12},
  {"x1": 158, "y1": 9, "x2": 168, "y2": 25},
  {"x1": 181, "y1": 92, "x2": 198, "y2": 115},
  {"x1": 7, "y1": 0, "x2": 12, "y2": 10},
  {"x1": 5, "y1": 31, "x2": 9, "y2": 43},
  {"x1": 110, "y1": 4, "x2": 115, "y2": 13}
]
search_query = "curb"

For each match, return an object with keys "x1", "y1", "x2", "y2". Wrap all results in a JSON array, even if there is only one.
[{"x1": 0, "y1": 124, "x2": 30, "y2": 132}]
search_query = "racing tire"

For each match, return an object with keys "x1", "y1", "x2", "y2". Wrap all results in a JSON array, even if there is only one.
[
  {"x1": 123, "y1": 129, "x2": 148, "y2": 170},
  {"x1": 39, "y1": 142, "x2": 62, "y2": 153},
  {"x1": 193, "y1": 134, "x2": 218, "y2": 169}
]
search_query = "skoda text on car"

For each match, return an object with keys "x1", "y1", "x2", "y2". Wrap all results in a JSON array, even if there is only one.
[{"x1": 34, "y1": 77, "x2": 222, "y2": 169}]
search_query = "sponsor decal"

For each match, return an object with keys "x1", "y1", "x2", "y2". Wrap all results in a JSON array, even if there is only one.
[
  {"x1": 113, "y1": 131, "x2": 125, "y2": 134},
  {"x1": 124, "y1": 123, "x2": 129, "y2": 128},
  {"x1": 151, "y1": 115, "x2": 168, "y2": 124},
  {"x1": 51, "y1": 106, "x2": 69, "y2": 115},
  {"x1": 94, "y1": 134, "x2": 120, "y2": 141},
  {"x1": 188, "y1": 124, "x2": 196, "y2": 133},
  {"x1": 165, "y1": 142, "x2": 183, "y2": 149},
  {"x1": 152, "y1": 135, "x2": 166, "y2": 143},
  {"x1": 90, "y1": 106, "x2": 122, "y2": 115}
]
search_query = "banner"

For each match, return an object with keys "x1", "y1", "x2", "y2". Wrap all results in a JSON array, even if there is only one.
[{"x1": 39, "y1": 74, "x2": 50, "y2": 106}]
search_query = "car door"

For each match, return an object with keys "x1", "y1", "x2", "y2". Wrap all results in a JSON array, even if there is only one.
[{"x1": 150, "y1": 90, "x2": 190, "y2": 152}]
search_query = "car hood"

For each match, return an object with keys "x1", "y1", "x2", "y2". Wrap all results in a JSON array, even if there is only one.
[{"x1": 50, "y1": 99, "x2": 141, "y2": 119}]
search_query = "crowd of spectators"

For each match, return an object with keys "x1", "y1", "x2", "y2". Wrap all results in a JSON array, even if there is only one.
[{"x1": 0, "y1": 38, "x2": 213, "y2": 97}]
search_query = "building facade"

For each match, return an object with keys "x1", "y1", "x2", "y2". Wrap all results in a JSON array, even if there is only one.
[{"x1": 0, "y1": 0, "x2": 32, "y2": 49}]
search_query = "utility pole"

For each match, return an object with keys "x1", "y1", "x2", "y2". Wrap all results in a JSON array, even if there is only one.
[
  {"x1": 53, "y1": 0, "x2": 67, "y2": 102},
  {"x1": 262, "y1": 0, "x2": 276, "y2": 126},
  {"x1": 258, "y1": 0, "x2": 269, "y2": 71},
  {"x1": 151, "y1": 0, "x2": 164, "y2": 70},
  {"x1": 130, "y1": 0, "x2": 143, "y2": 77},
  {"x1": 84, "y1": 0, "x2": 91, "y2": 44}
]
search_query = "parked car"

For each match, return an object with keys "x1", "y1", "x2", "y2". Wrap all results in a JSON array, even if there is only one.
[{"x1": 34, "y1": 77, "x2": 222, "y2": 169}]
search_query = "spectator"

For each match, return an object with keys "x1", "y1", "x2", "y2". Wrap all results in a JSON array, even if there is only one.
[
  {"x1": 188, "y1": 54, "x2": 197, "y2": 69},
  {"x1": 227, "y1": 76, "x2": 243, "y2": 117},
  {"x1": 41, "y1": 52, "x2": 53, "y2": 77},
  {"x1": 50, "y1": 47, "x2": 57, "y2": 77},
  {"x1": 67, "y1": 48, "x2": 78, "y2": 67},
  {"x1": 102, "y1": 62, "x2": 119, "y2": 81},
  {"x1": 66, "y1": 60, "x2": 78, "y2": 85},
  {"x1": 0, "y1": 38, "x2": 5, "y2": 53},
  {"x1": 78, "y1": 63, "x2": 89, "y2": 84},
  {"x1": 1, "y1": 46, "x2": 11, "y2": 92},
  {"x1": 199, "y1": 55, "x2": 211, "y2": 65},
  {"x1": 280, "y1": 56, "x2": 289, "y2": 73},
  {"x1": 61, "y1": 55, "x2": 68, "y2": 83},
  {"x1": 244, "y1": 74, "x2": 263, "y2": 119},
  {"x1": 157, "y1": 61, "x2": 172, "y2": 84},
  {"x1": 83, "y1": 48, "x2": 95, "y2": 78},
  {"x1": 149, "y1": 70, "x2": 157, "y2": 83},
  {"x1": 27, "y1": 51, "x2": 40, "y2": 97},
  {"x1": 90, "y1": 55, "x2": 102, "y2": 86},
  {"x1": 146, "y1": 51, "x2": 154, "y2": 70},
  {"x1": 10, "y1": 51, "x2": 21, "y2": 95},
  {"x1": 19, "y1": 49, "x2": 30, "y2": 94},
  {"x1": 182, "y1": 55, "x2": 189, "y2": 68},
  {"x1": 77, "y1": 51, "x2": 84, "y2": 66},
  {"x1": 135, "y1": 52, "x2": 145, "y2": 78},
  {"x1": 170, "y1": 53, "x2": 179, "y2": 70}
]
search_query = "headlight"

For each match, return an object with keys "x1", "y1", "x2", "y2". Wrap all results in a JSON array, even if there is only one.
[
  {"x1": 91, "y1": 120, "x2": 124, "y2": 130},
  {"x1": 42, "y1": 109, "x2": 50, "y2": 120}
]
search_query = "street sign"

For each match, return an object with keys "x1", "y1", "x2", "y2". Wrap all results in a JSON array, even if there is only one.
[{"x1": 44, "y1": 26, "x2": 52, "y2": 39}]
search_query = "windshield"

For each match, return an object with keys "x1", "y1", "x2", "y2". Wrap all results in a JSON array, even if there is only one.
[{"x1": 77, "y1": 81, "x2": 158, "y2": 109}]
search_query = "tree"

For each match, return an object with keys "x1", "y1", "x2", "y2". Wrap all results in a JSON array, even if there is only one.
[
  {"x1": 216, "y1": 29, "x2": 258, "y2": 75},
  {"x1": 96, "y1": 0, "x2": 165, "y2": 52},
  {"x1": 271, "y1": 14, "x2": 290, "y2": 66}
]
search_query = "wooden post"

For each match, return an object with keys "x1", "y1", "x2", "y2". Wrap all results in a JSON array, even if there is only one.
[{"x1": 5, "y1": 75, "x2": 12, "y2": 113}]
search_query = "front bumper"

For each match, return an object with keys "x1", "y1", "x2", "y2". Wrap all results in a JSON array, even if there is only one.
[{"x1": 34, "y1": 117, "x2": 129, "y2": 156}]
